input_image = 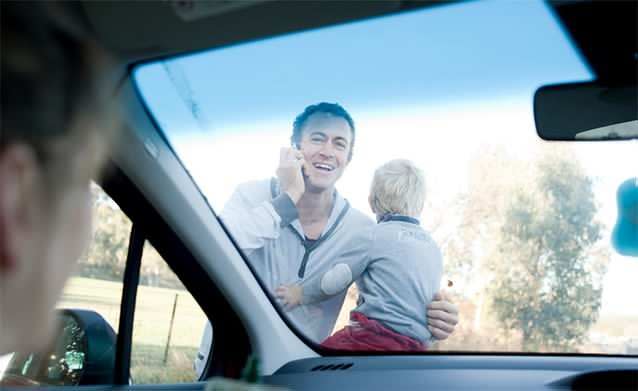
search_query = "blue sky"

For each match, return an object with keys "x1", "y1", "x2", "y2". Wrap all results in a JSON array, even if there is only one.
[
  {"x1": 134, "y1": 0, "x2": 638, "y2": 338},
  {"x1": 135, "y1": 0, "x2": 591, "y2": 135}
]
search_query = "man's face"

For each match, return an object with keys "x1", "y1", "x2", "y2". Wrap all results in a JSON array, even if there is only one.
[{"x1": 297, "y1": 112, "x2": 353, "y2": 193}]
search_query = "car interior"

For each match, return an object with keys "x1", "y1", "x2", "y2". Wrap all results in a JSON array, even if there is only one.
[{"x1": 1, "y1": 0, "x2": 636, "y2": 389}]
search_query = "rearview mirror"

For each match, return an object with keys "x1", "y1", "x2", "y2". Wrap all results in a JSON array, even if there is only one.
[{"x1": 534, "y1": 81, "x2": 638, "y2": 141}]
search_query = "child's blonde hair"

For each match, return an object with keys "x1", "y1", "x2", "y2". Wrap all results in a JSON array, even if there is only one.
[{"x1": 369, "y1": 159, "x2": 426, "y2": 218}]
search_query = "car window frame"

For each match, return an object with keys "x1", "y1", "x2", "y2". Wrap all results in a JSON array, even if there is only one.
[{"x1": 92, "y1": 166, "x2": 253, "y2": 384}]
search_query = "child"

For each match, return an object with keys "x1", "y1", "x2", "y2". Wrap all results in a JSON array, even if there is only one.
[{"x1": 276, "y1": 159, "x2": 442, "y2": 351}]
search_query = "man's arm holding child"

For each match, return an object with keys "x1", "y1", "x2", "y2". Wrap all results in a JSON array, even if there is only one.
[
  {"x1": 424, "y1": 244, "x2": 458, "y2": 341},
  {"x1": 276, "y1": 268, "x2": 459, "y2": 337},
  {"x1": 427, "y1": 291, "x2": 459, "y2": 340}
]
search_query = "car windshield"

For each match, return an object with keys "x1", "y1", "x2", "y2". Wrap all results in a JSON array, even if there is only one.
[{"x1": 134, "y1": 0, "x2": 638, "y2": 355}]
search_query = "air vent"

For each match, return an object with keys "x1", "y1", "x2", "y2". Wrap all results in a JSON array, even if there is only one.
[{"x1": 311, "y1": 363, "x2": 354, "y2": 371}]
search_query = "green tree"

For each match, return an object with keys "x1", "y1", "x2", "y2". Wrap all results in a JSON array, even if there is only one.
[
  {"x1": 77, "y1": 185, "x2": 183, "y2": 288},
  {"x1": 490, "y1": 151, "x2": 609, "y2": 351},
  {"x1": 441, "y1": 147, "x2": 531, "y2": 291}
]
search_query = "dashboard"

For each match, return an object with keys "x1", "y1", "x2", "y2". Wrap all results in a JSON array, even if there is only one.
[{"x1": 266, "y1": 355, "x2": 638, "y2": 390}]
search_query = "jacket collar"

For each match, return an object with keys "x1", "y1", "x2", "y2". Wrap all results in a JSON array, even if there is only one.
[
  {"x1": 377, "y1": 213, "x2": 420, "y2": 225},
  {"x1": 270, "y1": 177, "x2": 348, "y2": 237}
]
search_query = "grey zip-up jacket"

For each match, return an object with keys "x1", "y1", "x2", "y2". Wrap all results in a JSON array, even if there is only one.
[
  {"x1": 300, "y1": 215, "x2": 443, "y2": 345},
  {"x1": 220, "y1": 178, "x2": 374, "y2": 342}
]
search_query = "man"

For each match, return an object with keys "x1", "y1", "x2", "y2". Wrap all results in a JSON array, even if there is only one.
[{"x1": 195, "y1": 103, "x2": 458, "y2": 372}]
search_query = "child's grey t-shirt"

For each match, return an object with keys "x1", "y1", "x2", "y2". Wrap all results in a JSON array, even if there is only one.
[{"x1": 302, "y1": 216, "x2": 443, "y2": 345}]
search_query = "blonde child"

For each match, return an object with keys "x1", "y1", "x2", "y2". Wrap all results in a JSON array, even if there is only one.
[{"x1": 276, "y1": 159, "x2": 442, "y2": 351}]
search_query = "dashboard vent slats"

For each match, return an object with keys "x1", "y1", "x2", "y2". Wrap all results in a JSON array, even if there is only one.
[{"x1": 311, "y1": 363, "x2": 354, "y2": 372}]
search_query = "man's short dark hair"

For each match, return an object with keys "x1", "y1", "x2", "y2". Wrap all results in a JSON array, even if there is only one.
[{"x1": 291, "y1": 102, "x2": 356, "y2": 161}]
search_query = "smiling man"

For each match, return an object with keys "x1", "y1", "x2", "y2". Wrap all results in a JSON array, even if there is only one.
[
  {"x1": 218, "y1": 104, "x2": 370, "y2": 341},
  {"x1": 196, "y1": 103, "x2": 457, "y2": 370}
]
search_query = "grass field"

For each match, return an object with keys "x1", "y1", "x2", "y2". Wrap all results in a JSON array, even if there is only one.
[
  {"x1": 59, "y1": 276, "x2": 637, "y2": 384},
  {"x1": 58, "y1": 277, "x2": 207, "y2": 384}
]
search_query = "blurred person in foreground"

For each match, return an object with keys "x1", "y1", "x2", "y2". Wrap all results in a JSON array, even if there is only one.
[
  {"x1": 0, "y1": 1, "x2": 118, "y2": 354},
  {"x1": 0, "y1": 5, "x2": 275, "y2": 388}
]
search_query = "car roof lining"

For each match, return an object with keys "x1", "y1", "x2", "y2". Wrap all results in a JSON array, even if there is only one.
[
  {"x1": 81, "y1": 0, "x2": 634, "y2": 88},
  {"x1": 81, "y1": 0, "x2": 460, "y2": 64}
]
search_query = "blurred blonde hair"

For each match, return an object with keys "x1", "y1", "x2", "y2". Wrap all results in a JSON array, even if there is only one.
[{"x1": 369, "y1": 159, "x2": 426, "y2": 218}]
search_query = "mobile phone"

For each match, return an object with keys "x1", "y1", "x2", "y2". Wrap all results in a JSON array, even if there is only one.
[{"x1": 292, "y1": 145, "x2": 307, "y2": 177}]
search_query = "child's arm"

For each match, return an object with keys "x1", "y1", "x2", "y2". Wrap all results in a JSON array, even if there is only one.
[
  {"x1": 276, "y1": 230, "x2": 373, "y2": 308},
  {"x1": 274, "y1": 257, "x2": 371, "y2": 309},
  {"x1": 301, "y1": 246, "x2": 373, "y2": 305},
  {"x1": 274, "y1": 265, "x2": 355, "y2": 311}
]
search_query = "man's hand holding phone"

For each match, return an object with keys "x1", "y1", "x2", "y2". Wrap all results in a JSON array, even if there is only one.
[{"x1": 277, "y1": 147, "x2": 306, "y2": 204}]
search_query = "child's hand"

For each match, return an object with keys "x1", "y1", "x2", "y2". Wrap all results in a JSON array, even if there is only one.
[{"x1": 275, "y1": 284, "x2": 303, "y2": 311}]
